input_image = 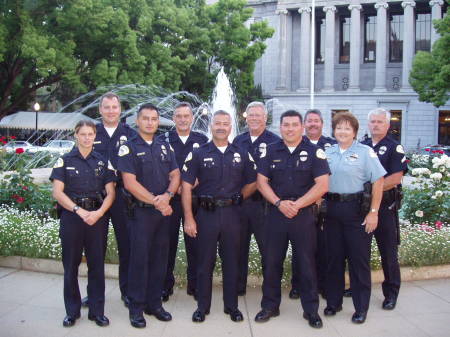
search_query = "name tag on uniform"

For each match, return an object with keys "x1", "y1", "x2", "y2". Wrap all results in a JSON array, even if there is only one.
[
  {"x1": 93, "y1": 141, "x2": 102, "y2": 144},
  {"x1": 348, "y1": 153, "x2": 359, "y2": 162},
  {"x1": 204, "y1": 158, "x2": 213, "y2": 161},
  {"x1": 66, "y1": 167, "x2": 76, "y2": 170},
  {"x1": 273, "y1": 159, "x2": 281, "y2": 162},
  {"x1": 136, "y1": 152, "x2": 145, "y2": 156}
]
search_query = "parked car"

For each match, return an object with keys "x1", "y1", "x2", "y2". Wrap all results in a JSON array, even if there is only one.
[
  {"x1": 2, "y1": 141, "x2": 38, "y2": 153},
  {"x1": 36, "y1": 140, "x2": 75, "y2": 154}
]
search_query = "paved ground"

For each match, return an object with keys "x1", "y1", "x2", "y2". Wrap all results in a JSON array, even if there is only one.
[{"x1": 0, "y1": 267, "x2": 449, "y2": 337}]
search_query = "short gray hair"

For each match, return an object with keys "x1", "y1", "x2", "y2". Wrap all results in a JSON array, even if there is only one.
[
  {"x1": 245, "y1": 101, "x2": 267, "y2": 115},
  {"x1": 368, "y1": 107, "x2": 391, "y2": 122},
  {"x1": 211, "y1": 109, "x2": 231, "y2": 122},
  {"x1": 305, "y1": 109, "x2": 323, "y2": 123}
]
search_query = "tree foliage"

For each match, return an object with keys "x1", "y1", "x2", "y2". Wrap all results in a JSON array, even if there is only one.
[
  {"x1": 410, "y1": 4, "x2": 450, "y2": 107},
  {"x1": 0, "y1": 0, "x2": 273, "y2": 120}
]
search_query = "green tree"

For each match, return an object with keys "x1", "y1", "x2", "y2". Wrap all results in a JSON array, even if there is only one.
[{"x1": 410, "y1": 3, "x2": 450, "y2": 107}]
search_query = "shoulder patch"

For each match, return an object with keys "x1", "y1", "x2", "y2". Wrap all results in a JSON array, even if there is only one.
[
  {"x1": 53, "y1": 157, "x2": 64, "y2": 168},
  {"x1": 248, "y1": 153, "x2": 255, "y2": 162},
  {"x1": 118, "y1": 145, "x2": 130, "y2": 157},
  {"x1": 369, "y1": 148, "x2": 378, "y2": 158},
  {"x1": 396, "y1": 145, "x2": 405, "y2": 154},
  {"x1": 185, "y1": 152, "x2": 193, "y2": 162},
  {"x1": 316, "y1": 148, "x2": 327, "y2": 160}
]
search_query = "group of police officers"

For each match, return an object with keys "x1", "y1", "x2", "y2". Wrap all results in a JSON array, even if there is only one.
[{"x1": 51, "y1": 92, "x2": 407, "y2": 329}]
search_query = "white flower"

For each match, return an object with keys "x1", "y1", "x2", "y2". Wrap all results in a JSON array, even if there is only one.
[
  {"x1": 430, "y1": 172, "x2": 443, "y2": 180},
  {"x1": 415, "y1": 210, "x2": 424, "y2": 217},
  {"x1": 440, "y1": 166, "x2": 446, "y2": 172},
  {"x1": 434, "y1": 191, "x2": 443, "y2": 197}
]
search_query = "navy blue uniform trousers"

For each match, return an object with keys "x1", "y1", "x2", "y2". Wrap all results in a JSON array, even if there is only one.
[
  {"x1": 106, "y1": 186, "x2": 130, "y2": 297},
  {"x1": 164, "y1": 197, "x2": 198, "y2": 293},
  {"x1": 262, "y1": 206, "x2": 319, "y2": 315},
  {"x1": 325, "y1": 200, "x2": 373, "y2": 313},
  {"x1": 374, "y1": 199, "x2": 400, "y2": 300},
  {"x1": 196, "y1": 206, "x2": 241, "y2": 313},
  {"x1": 60, "y1": 210, "x2": 107, "y2": 317},
  {"x1": 128, "y1": 207, "x2": 169, "y2": 316},
  {"x1": 238, "y1": 198, "x2": 266, "y2": 293}
]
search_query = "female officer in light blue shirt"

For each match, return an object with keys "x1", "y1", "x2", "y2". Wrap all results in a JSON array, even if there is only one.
[{"x1": 323, "y1": 112, "x2": 386, "y2": 324}]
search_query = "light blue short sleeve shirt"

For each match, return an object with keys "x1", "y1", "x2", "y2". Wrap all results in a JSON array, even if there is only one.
[{"x1": 325, "y1": 140, "x2": 387, "y2": 194}]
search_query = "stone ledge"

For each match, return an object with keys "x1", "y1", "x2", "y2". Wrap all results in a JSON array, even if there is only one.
[{"x1": 1, "y1": 256, "x2": 450, "y2": 285}]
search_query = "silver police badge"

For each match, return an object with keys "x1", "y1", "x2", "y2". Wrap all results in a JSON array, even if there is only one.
[
  {"x1": 193, "y1": 143, "x2": 199, "y2": 149},
  {"x1": 324, "y1": 143, "x2": 331, "y2": 149},
  {"x1": 299, "y1": 150, "x2": 308, "y2": 162},
  {"x1": 259, "y1": 143, "x2": 267, "y2": 158},
  {"x1": 233, "y1": 152, "x2": 241, "y2": 163},
  {"x1": 379, "y1": 146, "x2": 387, "y2": 155},
  {"x1": 161, "y1": 144, "x2": 167, "y2": 155}
]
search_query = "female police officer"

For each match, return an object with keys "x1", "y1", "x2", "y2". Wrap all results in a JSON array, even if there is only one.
[
  {"x1": 324, "y1": 112, "x2": 385, "y2": 324},
  {"x1": 51, "y1": 120, "x2": 116, "y2": 327}
]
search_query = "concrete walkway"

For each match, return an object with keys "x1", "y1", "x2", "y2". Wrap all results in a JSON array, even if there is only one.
[{"x1": 0, "y1": 267, "x2": 449, "y2": 337}]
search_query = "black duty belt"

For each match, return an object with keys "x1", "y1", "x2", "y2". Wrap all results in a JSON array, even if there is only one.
[
  {"x1": 282, "y1": 197, "x2": 299, "y2": 201},
  {"x1": 74, "y1": 197, "x2": 102, "y2": 211},
  {"x1": 251, "y1": 191, "x2": 264, "y2": 202},
  {"x1": 136, "y1": 201, "x2": 155, "y2": 208},
  {"x1": 382, "y1": 188, "x2": 396, "y2": 201},
  {"x1": 325, "y1": 192, "x2": 362, "y2": 202},
  {"x1": 214, "y1": 199, "x2": 233, "y2": 207}
]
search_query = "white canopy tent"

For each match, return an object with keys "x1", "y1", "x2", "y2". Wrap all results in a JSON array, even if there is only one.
[{"x1": 0, "y1": 111, "x2": 96, "y2": 131}]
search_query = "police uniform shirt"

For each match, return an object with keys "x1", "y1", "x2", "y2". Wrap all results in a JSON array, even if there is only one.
[
  {"x1": 50, "y1": 148, "x2": 116, "y2": 197},
  {"x1": 232, "y1": 129, "x2": 280, "y2": 166},
  {"x1": 181, "y1": 142, "x2": 256, "y2": 199},
  {"x1": 116, "y1": 135, "x2": 178, "y2": 196},
  {"x1": 258, "y1": 137, "x2": 331, "y2": 198},
  {"x1": 315, "y1": 135, "x2": 337, "y2": 151},
  {"x1": 326, "y1": 141, "x2": 387, "y2": 194},
  {"x1": 94, "y1": 122, "x2": 137, "y2": 170},
  {"x1": 158, "y1": 130, "x2": 208, "y2": 168},
  {"x1": 361, "y1": 136, "x2": 408, "y2": 176}
]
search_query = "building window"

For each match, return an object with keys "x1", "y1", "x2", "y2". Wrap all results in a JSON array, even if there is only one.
[
  {"x1": 316, "y1": 18, "x2": 325, "y2": 64},
  {"x1": 389, "y1": 14, "x2": 403, "y2": 62},
  {"x1": 364, "y1": 15, "x2": 377, "y2": 63},
  {"x1": 438, "y1": 111, "x2": 450, "y2": 145},
  {"x1": 339, "y1": 17, "x2": 351, "y2": 63},
  {"x1": 389, "y1": 110, "x2": 402, "y2": 142},
  {"x1": 416, "y1": 12, "x2": 432, "y2": 52}
]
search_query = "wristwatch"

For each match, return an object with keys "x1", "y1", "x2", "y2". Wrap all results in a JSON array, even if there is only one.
[
  {"x1": 370, "y1": 208, "x2": 378, "y2": 213},
  {"x1": 166, "y1": 190, "x2": 174, "y2": 198},
  {"x1": 73, "y1": 205, "x2": 80, "y2": 213},
  {"x1": 274, "y1": 199, "x2": 281, "y2": 208}
]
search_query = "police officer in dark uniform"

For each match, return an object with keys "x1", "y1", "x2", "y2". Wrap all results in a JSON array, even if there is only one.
[
  {"x1": 254, "y1": 110, "x2": 330, "y2": 329},
  {"x1": 362, "y1": 108, "x2": 408, "y2": 310},
  {"x1": 324, "y1": 112, "x2": 386, "y2": 324},
  {"x1": 232, "y1": 101, "x2": 280, "y2": 296},
  {"x1": 51, "y1": 120, "x2": 116, "y2": 327},
  {"x1": 82, "y1": 92, "x2": 137, "y2": 308},
  {"x1": 117, "y1": 103, "x2": 180, "y2": 328},
  {"x1": 289, "y1": 109, "x2": 336, "y2": 300},
  {"x1": 157, "y1": 102, "x2": 208, "y2": 301},
  {"x1": 182, "y1": 110, "x2": 257, "y2": 323}
]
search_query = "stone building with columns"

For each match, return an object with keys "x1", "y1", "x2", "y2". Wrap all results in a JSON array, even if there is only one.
[{"x1": 248, "y1": 0, "x2": 449, "y2": 149}]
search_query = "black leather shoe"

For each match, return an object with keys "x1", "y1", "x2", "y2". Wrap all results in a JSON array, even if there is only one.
[
  {"x1": 343, "y1": 288, "x2": 352, "y2": 297},
  {"x1": 237, "y1": 289, "x2": 246, "y2": 296},
  {"x1": 289, "y1": 288, "x2": 300, "y2": 299},
  {"x1": 224, "y1": 308, "x2": 244, "y2": 322},
  {"x1": 303, "y1": 312, "x2": 323, "y2": 329},
  {"x1": 62, "y1": 314, "x2": 80, "y2": 327},
  {"x1": 130, "y1": 314, "x2": 146, "y2": 328},
  {"x1": 81, "y1": 296, "x2": 89, "y2": 308},
  {"x1": 382, "y1": 298, "x2": 397, "y2": 310},
  {"x1": 144, "y1": 307, "x2": 172, "y2": 321},
  {"x1": 161, "y1": 288, "x2": 173, "y2": 302},
  {"x1": 121, "y1": 295, "x2": 130, "y2": 308},
  {"x1": 323, "y1": 306, "x2": 342, "y2": 316},
  {"x1": 192, "y1": 309, "x2": 206, "y2": 322},
  {"x1": 88, "y1": 314, "x2": 110, "y2": 327},
  {"x1": 351, "y1": 311, "x2": 367, "y2": 324},
  {"x1": 254, "y1": 308, "x2": 280, "y2": 322}
]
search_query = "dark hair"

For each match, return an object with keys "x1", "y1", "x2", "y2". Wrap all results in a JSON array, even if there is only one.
[
  {"x1": 174, "y1": 101, "x2": 193, "y2": 113},
  {"x1": 75, "y1": 120, "x2": 96, "y2": 134},
  {"x1": 304, "y1": 109, "x2": 323, "y2": 123},
  {"x1": 99, "y1": 92, "x2": 121, "y2": 106},
  {"x1": 137, "y1": 103, "x2": 159, "y2": 117},
  {"x1": 332, "y1": 112, "x2": 359, "y2": 137},
  {"x1": 280, "y1": 110, "x2": 303, "y2": 125}
]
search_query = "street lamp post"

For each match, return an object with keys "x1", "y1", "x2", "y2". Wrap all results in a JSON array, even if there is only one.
[{"x1": 33, "y1": 102, "x2": 40, "y2": 143}]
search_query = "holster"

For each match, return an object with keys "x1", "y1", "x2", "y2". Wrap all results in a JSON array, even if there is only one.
[
  {"x1": 360, "y1": 181, "x2": 372, "y2": 215},
  {"x1": 121, "y1": 187, "x2": 136, "y2": 218}
]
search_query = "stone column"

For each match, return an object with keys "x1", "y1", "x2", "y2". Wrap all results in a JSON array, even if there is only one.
[
  {"x1": 401, "y1": 1, "x2": 416, "y2": 91},
  {"x1": 298, "y1": 6, "x2": 311, "y2": 92},
  {"x1": 276, "y1": 9, "x2": 289, "y2": 90},
  {"x1": 429, "y1": 0, "x2": 444, "y2": 46},
  {"x1": 348, "y1": 3, "x2": 362, "y2": 91},
  {"x1": 374, "y1": 2, "x2": 389, "y2": 92},
  {"x1": 323, "y1": 6, "x2": 337, "y2": 92}
]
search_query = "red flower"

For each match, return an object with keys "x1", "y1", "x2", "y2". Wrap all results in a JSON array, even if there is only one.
[
  {"x1": 1, "y1": 140, "x2": 6, "y2": 145},
  {"x1": 15, "y1": 196, "x2": 25, "y2": 204},
  {"x1": 406, "y1": 159, "x2": 410, "y2": 164},
  {"x1": 15, "y1": 148, "x2": 24, "y2": 154},
  {"x1": 10, "y1": 136, "x2": 16, "y2": 140},
  {"x1": 435, "y1": 221, "x2": 443, "y2": 230},
  {"x1": 22, "y1": 185, "x2": 28, "y2": 191},
  {"x1": 439, "y1": 150, "x2": 444, "y2": 154},
  {"x1": 425, "y1": 148, "x2": 430, "y2": 152},
  {"x1": 0, "y1": 136, "x2": 5, "y2": 141},
  {"x1": 432, "y1": 150, "x2": 438, "y2": 154}
]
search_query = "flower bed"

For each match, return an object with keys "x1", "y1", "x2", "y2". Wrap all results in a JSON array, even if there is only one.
[{"x1": 1, "y1": 205, "x2": 449, "y2": 285}]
